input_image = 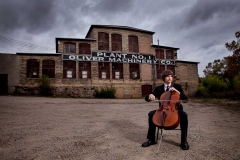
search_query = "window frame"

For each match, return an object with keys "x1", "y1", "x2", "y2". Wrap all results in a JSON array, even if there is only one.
[
  {"x1": 129, "y1": 63, "x2": 140, "y2": 79},
  {"x1": 63, "y1": 61, "x2": 76, "y2": 78},
  {"x1": 98, "y1": 32, "x2": 109, "y2": 50},
  {"x1": 155, "y1": 49, "x2": 165, "y2": 59},
  {"x1": 79, "y1": 43, "x2": 91, "y2": 55},
  {"x1": 112, "y1": 62, "x2": 123, "y2": 79},
  {"x1": 166, "y1": 50, "x2": 174, "y2": 59},
  {"x1": 98, "y1": 62, "x2": 110, "y2": 79},
  {"x1": 42, "y1": 60, "x2": 55, "y2": 78},
  {"x1": 156, "y1": 65, "x2": 165, "y2": 79},
  {"x1": 128, "y1": 35, "x2": 139, "y2": 53},
  {"x1": 79, "y1": 61, "x2": 91, "y2": 79},
  {"x1": 64, "y1": 42, "x2": 76, "y2": 53},
  {"x1": 111, "y1": 33, "x2": 122, "y2": 51},
  {"x1": 26, "y1": 59, "x2": 40, "y2": 78}
]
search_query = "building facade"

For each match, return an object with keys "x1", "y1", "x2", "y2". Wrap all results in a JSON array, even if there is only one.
[{"x1": 1, "y1": 25, "x2": 199, "y2": 98}]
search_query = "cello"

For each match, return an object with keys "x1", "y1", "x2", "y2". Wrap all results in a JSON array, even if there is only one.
[{"x1": 152, "y1": 83, "x2": 180, "y2": 130}]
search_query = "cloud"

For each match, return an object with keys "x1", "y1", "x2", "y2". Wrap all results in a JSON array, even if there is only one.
[
  {"x1": 0, "y1": 0, "x2": 239, "y2": 76},
  {"x1": 0, "y1": 0, "x2": 56, "y2": 35}
]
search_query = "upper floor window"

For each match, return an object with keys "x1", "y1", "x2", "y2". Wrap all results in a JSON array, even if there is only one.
[
  {"x1": 111, "y1": 34, "x2": 122, "y2": 51},
  {"x1": 63, "y1": 61, "x2": 76, "y2": 78},
  {"x1": 128, "y1": 35, "x2": 139, "y2": 53},
  {"x1": 42, "y1": 60, "x2": 55, "y2": 78},
  {"x1": 166, "y1": 50, "x2": 174, "y2": 59},
  {"x1": 112, "y1": 63, "x2": 123, "y2": 79},
  {"x1": 79, "y1": 43, "x2": 91, "y2": 55},
  {"x1": 64, "y1": 42, "x2": 76, "y2": 53},
  {"x1": 156, "y1": 65, "x2": 165, "y2": 79},
  {"x1": 156, "y1": 49, "x2": 164, "y2": 59},
  {"x1": 98, "y1": 62, "x2": 110, "y2": 79},
  {"x1": 98, "y1": 32, "x2": 109, "y2": 50},
  {"x1": 129, "y1": 63, "x2": 140, "y2": 79},
  {"x1": 79, "y1": 62, "x2": 91, "y2": 79},
  {"x1": 26, "y1": 59, "x2": 39, "y2": 78}
]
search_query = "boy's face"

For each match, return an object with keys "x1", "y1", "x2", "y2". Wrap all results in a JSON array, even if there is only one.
[{"x1": 164, "y1": 74, "x2": 173, "y2": 84}]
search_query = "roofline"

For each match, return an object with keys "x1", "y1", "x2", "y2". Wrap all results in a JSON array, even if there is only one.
[
  {"x1": 85, "y1": 25, "x2": 155, "y2": 38},
  {"x1": 151, "y1": 44, "x2": 179, "y2": 50},
  {"x1": 16, "y1": 52, "x2": 61, "y2": 56},
  {"x1": 176, "y1": 60, "x2": 200, "y2": 64}
]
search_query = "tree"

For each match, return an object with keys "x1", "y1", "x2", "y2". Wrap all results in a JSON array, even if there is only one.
[
  {"x1": 203, "y1": 31, "x2": 240, "y2": 81},
  {"x1": 225, "y1": 31, "x2": 240, "y2": 81},
  {"x1": 203, "y1": 59, "x2": 226, "y2": 77}
]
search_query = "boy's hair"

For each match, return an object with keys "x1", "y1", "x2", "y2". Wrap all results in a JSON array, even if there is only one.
[{"x1": 162, "y1": 70, "x2": 173, "y2": 81}]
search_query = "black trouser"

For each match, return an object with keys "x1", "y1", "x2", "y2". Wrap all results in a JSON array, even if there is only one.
[{"x1": 147, "y1": 106, "x2": 188, "y2": 144}]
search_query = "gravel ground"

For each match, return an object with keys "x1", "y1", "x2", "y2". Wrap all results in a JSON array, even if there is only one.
[{"x1": 0, "y1": 96, "x2": 240, "y2": 160}]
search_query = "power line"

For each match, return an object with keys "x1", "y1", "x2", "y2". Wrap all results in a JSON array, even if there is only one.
[{"x1": 0, "y1": 36, "x2": 55, "y2": 51}]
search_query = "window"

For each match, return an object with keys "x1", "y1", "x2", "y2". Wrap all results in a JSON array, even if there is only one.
[
  {"x1": 111, "y1": 34, "x2": 122, "y2": 51},
  {"x1": 98, "y1": 62, "x2": 110, "y2": 79},
  {"x1": 156, "y1": 65, "x2": 165, "y2": 79},
  {"x1": 79, "y1": 43, "x2": 91, "y2": 54},
  {"x1": 112, "y1": 63, "x2": 123, "y2": 79},
  {"x1": 79, "y1": 62, "x2": 91, "y2": 79},
  {"x1": 64, "y1": 42, "x2": 76, "y2": 53},
  {"x1": 128, "y1": 35, "x2": 139, "y2": 52},
  {"x1": 42, "y1": 60, "x2": 55, "y2": 78},
  {"x1": 156, "y1": 49, "x2": 164, "y2": 59},
  {"x1": 63, "y1": 61, "x2": 76, "y2": 78},
  {"x1": 167, "y1": 65, "x2": 175, "y2": 75},
  {"x1": 166, "y1": 50, "x2": 174, "y2": 59},
  {"x1": 26, "y1": 59, "x2": 39, "y2": 78},
  {"x1": 129, "y1": 63, "x2": 140, "y2": 79},
  {"x1": 98, "y1": 32, "x2": 109, "y2": 50}
]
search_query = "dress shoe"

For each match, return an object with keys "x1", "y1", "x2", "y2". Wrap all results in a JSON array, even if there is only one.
[
  {"x1": 142, "y1": 139, "x2": 155, "y2": 147},
  {"x1": 181, "y1": 141, "x2": 189, "y2": 150}
]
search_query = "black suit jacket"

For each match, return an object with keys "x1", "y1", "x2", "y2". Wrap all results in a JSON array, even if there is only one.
[{"x1": 145, "y1": 83, "x2": 188, "y2": 103}]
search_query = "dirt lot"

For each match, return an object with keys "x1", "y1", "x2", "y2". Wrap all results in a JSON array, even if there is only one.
[{"x1": 0, "y1": 96, "x2": 240, "y2": 160}]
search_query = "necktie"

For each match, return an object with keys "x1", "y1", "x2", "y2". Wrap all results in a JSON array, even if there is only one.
[{"x1": 166, "y1": 85, "x2": 169, "y2": 91}]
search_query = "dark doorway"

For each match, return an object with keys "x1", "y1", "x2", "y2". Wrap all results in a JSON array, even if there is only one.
[
  {"x1": 142, "y1": 85, "x2": 152, "y2": 97},
  {"x1": 0, "y1": 74, "x2": 8, "y2": 94}
]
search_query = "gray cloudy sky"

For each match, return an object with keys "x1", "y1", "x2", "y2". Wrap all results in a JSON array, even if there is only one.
[{"x1": 0, "y1": 0, "x2": 240, "y2": 76}]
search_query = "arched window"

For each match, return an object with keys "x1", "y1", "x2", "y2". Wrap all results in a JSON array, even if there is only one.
[
  {"x1": 128, "y1": 35, "x2": 139, "y2": 53},
  {"x1": 111, "y1": 34, "x2": 122, "y2": 51},
  {"x1": 98, "y1": 32, "x2": 109, "y2": 50}
]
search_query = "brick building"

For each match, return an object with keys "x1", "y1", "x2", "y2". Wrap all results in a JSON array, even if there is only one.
[{"x1": 0, "y1": 25, "x2": 199, "y2": 98}]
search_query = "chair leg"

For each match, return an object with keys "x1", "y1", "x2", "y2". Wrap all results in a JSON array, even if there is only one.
[{"x1": 157, "y1": 129, "x2": 163, "y2": 154}]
